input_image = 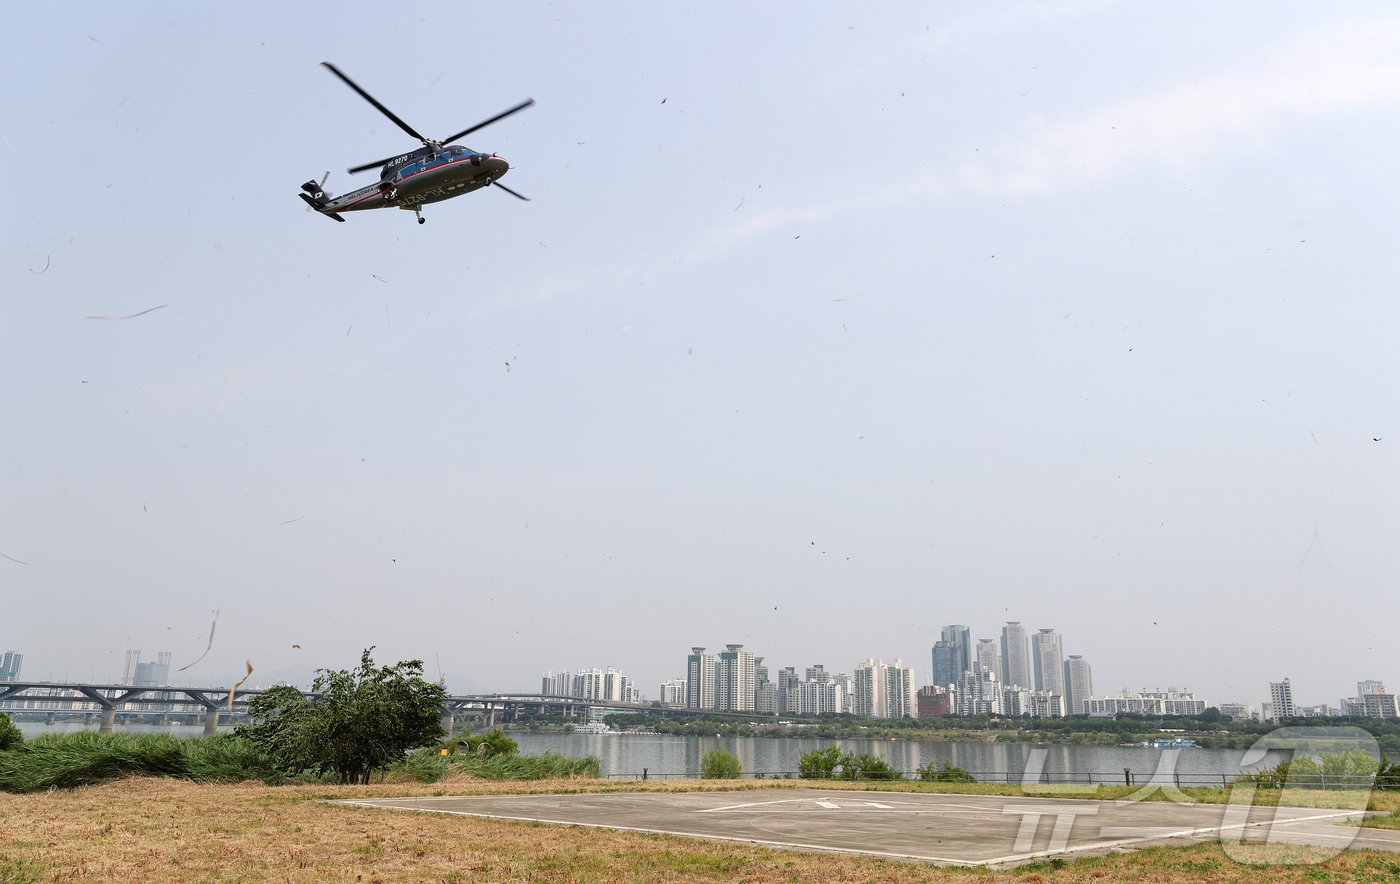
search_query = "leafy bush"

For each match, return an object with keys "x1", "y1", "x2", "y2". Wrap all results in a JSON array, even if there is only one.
[
  {"x1": 841, "y1": 752, "x2": 898, "y2": 780},
  {"x1": 917, "y1": 760, "x2": 977, "y2": 783},
  {"x1": 700, "y1": 747, "x2": 741, "y2": 779},
  {"x1": 798, "y1": 746, "x2": 843, "y2": 779},
  {"x1": 0, "y1": 713, "x2": 21, "y2": 751},
  {"x1": 455, "y1": 729, "x2": 518, "y2": 758},
  {"x1": 797, "y1": 746, "x2": 901, "y2": 780},
  {"x1": 1235, "y1": 750, "x2": 1381, "y2": 790}
]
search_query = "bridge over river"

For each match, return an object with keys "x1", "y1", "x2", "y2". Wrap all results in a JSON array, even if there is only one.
[{"x1": 0, "y1": 682, "x2": 752, "y2": 734}]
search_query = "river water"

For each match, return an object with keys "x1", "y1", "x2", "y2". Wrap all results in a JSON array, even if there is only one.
[
  {"x1": 512, "y1": 733, "x2": 1251, "y2": 784},
  {"x1": 13, "y1": 722, "x2": 1251, "y2": 784}
]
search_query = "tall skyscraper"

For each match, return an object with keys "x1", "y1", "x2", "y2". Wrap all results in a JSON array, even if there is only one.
[
  {"x1": 122, "y1": 649, "x2": 141, "y2": 685},
  {"x1": 1000, "y1": 623, "x2": 1032, "y2": 689},
  {"x1": 974, "y1": 639, "x2": 1000, "y2": 680},
  {"x1": 0, "y1": 651, "x2": 21, "y2": 682},
  {"x1": 1063, "y1": 656, "x2": 1093, "y2": 715},
  {"x1": 715, "y1": 644, "x2": 756, "y2": 712},
  {"x1": 884, "y1": 659, "x2": 916, "y2": 719},
  {"x1": 686, "y1": 647, "x2": 715, "y2": 710},
  {"x1": 932, "y1": 641, "x2": 960, "y2": 689},
  {"x1": 1031, "y1": 629, "x2": 1065, "y2": 695},
  {"x1": 940, "y1": 625, "x2": 972, "y2": 673},
  {"x1": 133, "y1": 651, "x2": 172, "y2": 687},
  {"x1": 1269, "y1": 678, "x2": 1295, "y2": 720}
]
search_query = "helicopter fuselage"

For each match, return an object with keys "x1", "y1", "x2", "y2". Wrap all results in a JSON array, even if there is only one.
[{"x1": 320, "y1": 146, "x2": 511, "y2": 216}]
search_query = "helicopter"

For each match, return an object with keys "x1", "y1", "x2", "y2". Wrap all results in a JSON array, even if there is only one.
[{"x1": 298, "y1": 62, "x2": 533, "y2": 225}]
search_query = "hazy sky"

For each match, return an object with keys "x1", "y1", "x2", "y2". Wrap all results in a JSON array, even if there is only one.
[{"x1": 4, "y1": 2, "x2": 1396, "y2": 710}]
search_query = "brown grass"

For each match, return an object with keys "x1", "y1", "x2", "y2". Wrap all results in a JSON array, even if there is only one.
[{"x1": 3, "y1": 776, "x2": 1400, "y2": 882}]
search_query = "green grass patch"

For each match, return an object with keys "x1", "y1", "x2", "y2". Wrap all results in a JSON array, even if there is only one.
[{"x1": 397, "y1": 747, "x2": 600, "y2": 782}]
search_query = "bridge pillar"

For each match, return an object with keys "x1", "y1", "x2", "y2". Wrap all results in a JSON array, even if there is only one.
[
  {"x1": 440, "y1": 711, "x2": 455, "y2": 738},
  {"x1": 488, "y1": 707, "x2": 496, "y2": 728},
  {"x1": 203, "y1": 706, "x2": 221, "y2": 735},
  {"x1": 100, "y1": 707, "x2": 117, "y2": 733}
]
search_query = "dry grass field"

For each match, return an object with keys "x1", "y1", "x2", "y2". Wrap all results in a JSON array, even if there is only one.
[{"x1": 4, "y1": 776, "x2": 1400, "y2": 882}]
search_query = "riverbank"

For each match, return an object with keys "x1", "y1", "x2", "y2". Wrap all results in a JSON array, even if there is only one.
[{"x1": 3, "y1": 776, "x2": 1399, "y2": 882}]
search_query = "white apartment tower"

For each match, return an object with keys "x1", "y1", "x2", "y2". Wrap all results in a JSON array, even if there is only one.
[
  {"x1": 1001, "y1": 622, "x2": 1032, "y2": 689},
  {"x1": 659, "y1": 679, "x2": 687, "y2": 706},
  {"x1": 974, "y1": 639, "x2": 1000, "y2": 683},
  {"x1": 716, "y1": 644, "x2": 756, "y2": 712},
  {"x1": 1031, "y1": 629, "x2": 1065, "y2": 695},
  {"x1": 1269, "y1": 678, "x2": 1296, "y2": 720},
  {"x1": 1063, "y1": 656, "x2": 1093, "y2": 715},
  {"x1": 854, "y1": 658, "x2": 886, "y2": 718},
  {"x1": 854, "y1": 658, "x2": 915, "y2": 719},
  {"x1": 686, "y1": 647, "x2": 716, "y2": 710}
]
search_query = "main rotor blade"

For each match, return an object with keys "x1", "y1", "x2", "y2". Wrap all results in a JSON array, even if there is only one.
[
  {"x1": 322, "y1": 62, "x2": 428, "y2": 144},
  {"x1": 491, "y1": 180, "x2": 531, "y2": 201},
  {"x1": 440, "y1": 98, "x2": 535, "y2": 145},
  {"x1": 347, "y1": 154, "x2": 403, "y2": 175}
]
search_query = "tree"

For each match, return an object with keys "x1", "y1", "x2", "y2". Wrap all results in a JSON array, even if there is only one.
[
  {"x1": 798, "y1": 745, "x2": 843, "y2": 779},
  {"x1": 700, "y1": 747, "x2": 741, "y2": 778},
  {"x1": 238, "y1": 648, "x2": 449, "y2": 784},
  {"x1": 0, "y1": 712, "x2": 21, "y2": 751}
]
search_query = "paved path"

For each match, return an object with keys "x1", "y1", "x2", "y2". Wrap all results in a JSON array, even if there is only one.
[{"x1": 334, "y1": 789, "x2": 1400, "y2": 867}]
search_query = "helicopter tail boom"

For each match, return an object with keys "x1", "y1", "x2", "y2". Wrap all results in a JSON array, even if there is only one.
[{"x1": 298, "y1": 192, "x2": 346, "y2": 221}]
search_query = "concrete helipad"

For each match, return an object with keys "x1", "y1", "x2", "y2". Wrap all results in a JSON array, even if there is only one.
[{"x1": 334, "y1": 789, "x2": 1400, "y2": 867}]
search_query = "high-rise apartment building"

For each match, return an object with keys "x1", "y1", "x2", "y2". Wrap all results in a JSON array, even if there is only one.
[
  {"x1": 854, "y1": 657, "x2": 914, "y2": 719},
  {"x1": 686, "y1": 647, "x2": 716, "y2": 710},
  {"x1": 777, "y1": 666, "x2": 800, "y2": 714},
  {"x1": 956, "y1": 664, "x2": 1003, "y2": 716},
  {"x1": 805, "y1": 664, "x2": 831, "y2": 684},
  {"x1": 573, "y1": 668, "x2": 605, "y2": 700},
  {"x1": 0, "y1": 651, "x2": 21, "y2": 682},
  {"x1": 1031, "y1": 629, "x2": 1064, "y2": 695},
  {"x1": 132, "y1": 651, "x2": 172, "y2": 687},
  {"x1": 1269, "y1": 679, "x2": 1295, "y2": 720},
  {"x1": 1063, "y1": 655, "x2": 1093, "y2": 715},
  {"x1": 715, "y1": 644, "x2": 756, "y2": 712},
  {"x1": 1000, "y1": 622, "x2": 1032, "y2": 689},
  {"x1": 942, "y1": 625, "x2": 972, "y2": 671},
  {"x1": 122, "y1": 650, "x2": 142, "y2": 686},
  {"x1": 853, "y1": 658, "x2": 886, "y2": 718},
  {"x1": 542, "y1": 671, "x2": 573, "y2": 696},
  {"x1": 884, "y1": 659, "x2": 916, "y2": 719},
  {"x1": 797, "y1": 679, "x2": 845, "y2": 715},
  {"x1": 932, "y1": 641, "x2": 960, "y2": 689},
  {"x1": 974, "y1": 639, "x2": 1000, "y2": 681},
  {"x1": 659, "y1": 679, "x2": 687, "y2": 706},
  {"x1": 1359, "y1": 680, "x2": 1387, "y2": 698}
]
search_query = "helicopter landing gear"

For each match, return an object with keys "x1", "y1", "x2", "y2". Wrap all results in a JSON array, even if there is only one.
[{"x1": 413, "y1": 206, "x2": 425, "y2": 225}]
